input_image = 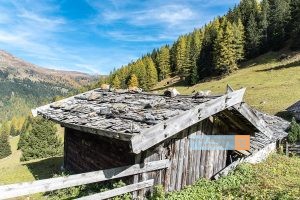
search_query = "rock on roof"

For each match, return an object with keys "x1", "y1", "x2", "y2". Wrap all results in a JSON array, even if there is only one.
[{"x1": 36, "y1": 89, "x2": 215, "y2": 137}]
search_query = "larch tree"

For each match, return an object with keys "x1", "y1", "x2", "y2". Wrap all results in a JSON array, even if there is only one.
[
  {"x1": 214, "y1": 20, "x2": 237, "y2": 74},
  {"x1": 112, "y1": 75, "x2": 121, "y2": 89},
  {"x1": 175, "y1": 36, "x2": 189, "y2": 78},
  {"x1": 189, "y1": 29, "x2": 203, "y2": 85},
  {"x1": 233, "y1": 18, "x2": 245, "y2": 62},
  {"x1": 128, "y1": 74, "x2": 139, "y2": 88},
  {"x1": 144, "y1": 57, "x2": 158, "y2": 90},
  {"x1": 157, "y1": 46, "x2": 171, "y2": 81}
]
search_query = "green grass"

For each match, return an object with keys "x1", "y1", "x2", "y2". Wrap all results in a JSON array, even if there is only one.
[
  {"x1": 165, "y1": 154, "x2": 300, "y2": 200},
  {"x1": 154, "y1": 51, "x2": 300, "y2": 115}
]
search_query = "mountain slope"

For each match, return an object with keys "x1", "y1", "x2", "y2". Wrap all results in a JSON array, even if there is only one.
[
  {"x1": 0, "y1": 50, "x2": 95, "y2": 88},
  {"x1": 153, "y1": 51, "x2": 300, "y2": 116},
  {"x1": 0, "y1": 50, "x2": 97, "y2": 121}
]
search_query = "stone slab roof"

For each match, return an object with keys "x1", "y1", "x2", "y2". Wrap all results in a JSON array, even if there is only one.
[{"x1": 35, "y1": 89, "x2": 215, "y2": 137}]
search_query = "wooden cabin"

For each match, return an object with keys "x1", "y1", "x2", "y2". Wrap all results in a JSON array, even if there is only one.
[{"x1": 34, "y1": 86, "x2": 289, "y2": 193}]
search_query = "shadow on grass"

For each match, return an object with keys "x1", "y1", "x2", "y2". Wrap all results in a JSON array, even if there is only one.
[
  {"x1": 275, "y1": 111, "x2": 294, "y2": 122},
  {"x1": 256, "y1": 60, "x2": 300, "y2": 72},
  {"x1": 152, "y1": 79, "x2": 188, "y2": 92},
  {"x1": 24, "y1": 156, "x2": 63, "y2": 180}
]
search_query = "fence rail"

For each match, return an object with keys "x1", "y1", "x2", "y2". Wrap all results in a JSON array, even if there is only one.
[
  {"x1": 0, "y1": 159, "x2": 169, "y2": 200},
  {"x1": 285, "y1": 142, "x2": 300, "y2": 156}
]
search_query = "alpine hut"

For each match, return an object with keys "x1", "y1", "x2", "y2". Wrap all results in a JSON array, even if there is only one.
[{"x1": 33, "y1": 86, "x2": 289, "y2": 192}]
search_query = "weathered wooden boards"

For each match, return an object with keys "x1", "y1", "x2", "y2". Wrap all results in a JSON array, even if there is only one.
[
  {"x1": 64, "y1": 128, "x2": 134, "y2": 173},
  {"x1": 77, "y1": 179, "x2": 154, "y2": 200},
  {"x1": 284, "y1": 142, "x2": 300, "y2": 155},
  {"x1": 0, "y1": 160, "x2": 169, "y2": 200},
  {"x1": 131, "y1": 88, "x2": 246, "y2": 153},
  {"x1": 138, "y1": 118, "x2": 228, "y2": 192}
]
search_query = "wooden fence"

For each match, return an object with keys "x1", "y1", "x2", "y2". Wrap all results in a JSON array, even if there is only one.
[
  {"x1": 285, "y1": 142, "x2": 300, "y2": 156},
  {"x1": 0, "y1": 159, "x2": 169, "y2": 200}
]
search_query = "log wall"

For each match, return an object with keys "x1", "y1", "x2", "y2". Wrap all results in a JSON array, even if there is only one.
[
  {"x1": 64, "y1": 116, "x2": 231, "y2": 193},
  {"x1": 64, "y1": 128, "x2": 135, "y2": 173},
  {"x1": 139, "y1": 117, "x2": 229, "y2": 192}
]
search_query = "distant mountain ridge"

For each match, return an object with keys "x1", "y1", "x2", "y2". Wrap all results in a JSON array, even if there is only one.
[
  {"x1": 0, "y1": 50, "x2": 96, "y2": 88},
  {"x1": 0, "y1": 50, "x2": 98, "y2": 121}
]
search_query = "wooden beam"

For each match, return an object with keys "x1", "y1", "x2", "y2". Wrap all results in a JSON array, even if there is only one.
[
  {"x1": 77, "y1": 179, "x2": 154, "y2": 200},
  {"x1": 131, "y1": 88, "x2": 246, "y2": 154},
  {"x1": 0, "y1": 160, "x2": 169, "y2": 200},
  {"x1": 213, "y1": 158, "x2": 244, "y2": 180},
  {"x1": 226, "y1": 85, "x2": 273, "y2": 139},
  {"x1": 37, "y1": 114, "x2": 134, "y2": 141}
]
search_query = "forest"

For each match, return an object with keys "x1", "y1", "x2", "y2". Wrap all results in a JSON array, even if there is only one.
[{"x1": 102, "y1": 0, "x2": 300, "y2": 90}]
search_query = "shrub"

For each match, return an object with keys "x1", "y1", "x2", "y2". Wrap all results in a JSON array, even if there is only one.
[
  {"x1": 287, "y1": 118, "x2": 300, "y2": 144},
  {"x1": 20, "y1": 117, "x2": 63, "y2": 161}
]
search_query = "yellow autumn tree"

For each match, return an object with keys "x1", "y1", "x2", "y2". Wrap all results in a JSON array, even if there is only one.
[{"x1": 128, "y1": 74, "x2": 139, "y2": 88}]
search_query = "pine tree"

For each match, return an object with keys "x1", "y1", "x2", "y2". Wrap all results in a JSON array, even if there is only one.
[
  {"x1": 214, "y1": 20, "x2": 237, "y2": 74},
  {"x1": 290, "y1": 0, "x2": 300, "y2": 50},
  {"x1": 10, "y1": 124, "x2": 17, "y2": 136},
  {"x1": 260, "y1": 0, "x2": 270, "y2": 52},
  {"x1": 144, "y1": 57, "x2": 158, "y2": 90},
  {"x1": 157, "y1": 46, "x2": 171, "y2": 81},
  {"x1": 199, "y1": 19, "x2": 220, "y2": 79},
  {"x1": 20, "y1": 118, "x2": 62, "y2": 161},
  {"x1": 246, "y1": 13, "x2": 262, "y2": 58},
  {"x1": 268, "y1": 0, "x2": 291, "y2": 50},
  {"x1": 112, "y1": 75, "x2": 121, "y2": 89},
  {"x1": 0, "y1": 131, "x2": 11, "y2": 159},
  {"x1": 128, "y1": 74, "x2": 139, "y2": 88},
  {"x1": 233, "y1": 19, "x2": 245, "y2": 62}
]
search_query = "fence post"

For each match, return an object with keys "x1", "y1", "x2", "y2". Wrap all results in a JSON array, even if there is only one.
[{"x1": 286, "y1": 141, "x2": 289, "y2": 156}]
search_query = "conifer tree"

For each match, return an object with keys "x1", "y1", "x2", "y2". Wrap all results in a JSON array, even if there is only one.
[
  {"x1": 10, "y1": 124, "x2": 17, "y2": 136},
  {"x1": 189, "y1": 29, "x2": 203, "y2": 85},
  {"x1": 175, "y1": 36, "x2": 189, "y2": 78},
  {"x1": 157, "y1": 46, "x2": 171, "y2": 81},
  {"x1": 199, "y1": 19, "x2": 220, "y2": 79},
  {"x1": 128, "y1": 74, "x2": 139, "y2": 88},
  {"x1": 260, "y1": 0, "x2": 270, "y2": 52},
  {"x1": 214, "y1": 20, "x2": 237, "y2": 74},
  {"x1": 20, "y1": 118, "x2": 62, "y2": 161},
  {"x1": 0, "y1": 127, "x2": 11, "y2": 159},
  {"x1": 268, "y1": 0, "x2": 291, "y2": 50},
  {"x1": 144, "y1": 57, "x2": 158, "y2": 90},
  {"x1": 290, "y1": 0, "x2": 300, "y2": 50},
  {"x1": 246, "y1": 13, "x2": 262, "y2": 58},
  {"x1": 112, "y1": 75, "x2": 121, "y2": 89},
  {"x1": 233, "y1": 19, "x2": 245, "y2": 62}
]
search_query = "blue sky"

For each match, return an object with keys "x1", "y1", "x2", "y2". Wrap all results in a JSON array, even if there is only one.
[{"x1": 0, "y1": 0, "x2": 239, "y2": 75}]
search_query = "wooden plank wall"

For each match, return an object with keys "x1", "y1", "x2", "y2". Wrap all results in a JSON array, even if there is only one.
[
  {"x1": 139, "y1": 117, "x2": 228, "y2": 192},
  {"x1": 64, "y1": 128, "x2": 135, "y2": 173}
]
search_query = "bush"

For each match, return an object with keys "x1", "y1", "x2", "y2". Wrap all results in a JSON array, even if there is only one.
[
  {"x1": 20, "y1": 117, "x2": 63, "y2": 161},
  {"x1": 0, "y1": 131, "x2": 12, "y2": 159},
  {"x1": 287, "y1": 118, "x2": 300, "y2": 144}
]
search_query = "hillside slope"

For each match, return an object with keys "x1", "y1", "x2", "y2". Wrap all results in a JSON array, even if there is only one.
[
  {"x1": 0, "y1": 50, "x2": 95, "y2": 87},
  {"x1": 154, "y1": 51, "x2": 300, "y2": 115},
  {"x1": 0, "y1": 50, "x2": 97, "y2": 121}
]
